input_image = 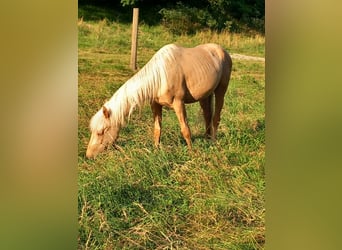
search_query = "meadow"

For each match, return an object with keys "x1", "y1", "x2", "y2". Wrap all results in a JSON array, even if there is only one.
[{"x1": 78, "y1": 15, "x2": 265, "y2": 249}]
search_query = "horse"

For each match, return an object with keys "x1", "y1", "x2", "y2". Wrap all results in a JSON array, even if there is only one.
[{"x1": 86, "y1": 43, "x2": 232, "y2": 158}]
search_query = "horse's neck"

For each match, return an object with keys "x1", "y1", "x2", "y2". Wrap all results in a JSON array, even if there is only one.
[
  {"x1": 126, "y1": 72, "x2": 158, "y2": 103},
  {"x1": 107, "y1": 62, "x2": 162, "y2": 126},
  {"x1": 107, "y1": 78, "x2": 145, "y2": 126},
  {"x1": 107, "y1": 84, "x2": 132, "y2": 126}
]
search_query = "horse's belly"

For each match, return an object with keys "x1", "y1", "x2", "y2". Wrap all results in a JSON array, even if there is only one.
[
  {"x1": 156, "y1": 72, "x2": 219, "y2": 105},
  {"x1": 184, "y1": 78, "x2": 219, "y2": 103},
  {"x1": 182, "y1": 61, "x2": 221, "y2": 101}
]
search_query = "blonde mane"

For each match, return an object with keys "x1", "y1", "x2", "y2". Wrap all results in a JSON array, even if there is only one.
[{"x1": 90, "y1": 44, "x2": 178, "y2": 131}]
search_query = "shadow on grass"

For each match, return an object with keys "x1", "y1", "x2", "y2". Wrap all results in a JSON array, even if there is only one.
[
  {"x1": 79, "y1": 3, "x2": 131, "y2": 23},
  {"x1": 78, "y1": 173, "x2": 190, "y2": 247}
]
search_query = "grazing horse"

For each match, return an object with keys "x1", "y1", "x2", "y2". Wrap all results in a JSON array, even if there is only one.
[{"x1": 86, "y1": 43, "x2": 232, "y2": 158}]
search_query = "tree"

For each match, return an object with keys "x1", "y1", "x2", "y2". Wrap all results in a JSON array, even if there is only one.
[
  {"x1": 79, "y1": 0, "x2": 264, "y2": 33},
  {"x1": 120, "y1": 0, "x2": 139, "y2": 6}
]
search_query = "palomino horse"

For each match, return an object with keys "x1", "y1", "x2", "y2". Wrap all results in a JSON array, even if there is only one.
[{"x1": 86, "y1": 43, "x2": 232, "y2": 158}]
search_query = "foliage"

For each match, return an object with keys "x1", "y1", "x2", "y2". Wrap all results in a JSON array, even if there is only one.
[
  {"x1": 78, "y1": 16, "x2": 265, "y2": 249},
  {"x1": 78, "y1": 0, "x2": 264, "y2": 33},
  {"x1": 159, "y1": 0, "x2": 264, "y2": 34},
  {"x1": 159, "y1": 3, "x2": 212, "y2": 35},
  {"x1": 120, "y1": 0, "x2": 139, "y2": 6}
]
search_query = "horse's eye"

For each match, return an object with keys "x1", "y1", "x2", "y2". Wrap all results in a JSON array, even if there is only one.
[{"x1": 97, "y1": 130, "x2": 104, "y2": 136}]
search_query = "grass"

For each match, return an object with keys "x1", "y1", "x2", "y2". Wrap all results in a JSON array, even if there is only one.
[{"x1": 78, "y1": 16, "x2": 265, "y2": 249}]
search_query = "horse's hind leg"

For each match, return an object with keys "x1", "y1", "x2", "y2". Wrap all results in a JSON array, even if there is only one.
[
  {"x1": 151, "y1": 101, "x2": 163, "y2": 147},
  {"x1": 199, "y1": 94, "x2": 214, "y2": 138},
  {"x1": 212, "y1": 93, "x2": 225, "y2": 140},
  {"x1": 212, "y1": 52, "x2": 232, "y2": 140},
  {"x1": 213, "y1": 77, "x2": 230, "y2": 139},
  {"x1": 173, "y1": 99, "x2": 192, "y2": 149}
]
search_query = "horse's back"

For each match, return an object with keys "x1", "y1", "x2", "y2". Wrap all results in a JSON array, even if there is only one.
[
  {"x1": 195, "y1": 43, "x2": 230, "y2": 62},
  {"x1": 155, "y1": 43, "x2": 232, "y2": 105},
  {"x1": 157, "y1": 43, "x2": 231, "y2": 73}
]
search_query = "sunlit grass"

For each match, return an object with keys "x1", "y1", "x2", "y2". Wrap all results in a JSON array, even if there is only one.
[{"x1": 78, "y1": 17, "x2": 265, "y2": 249}]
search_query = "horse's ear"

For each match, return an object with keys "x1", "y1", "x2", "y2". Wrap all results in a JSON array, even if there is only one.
[{"x1": 102, "y1": 106, "x2": 111, "y2": 119}]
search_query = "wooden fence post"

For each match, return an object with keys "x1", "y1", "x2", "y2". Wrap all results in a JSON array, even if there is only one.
[{"x1": 130, "y1": 8, "x2": 139, "y2": 71}]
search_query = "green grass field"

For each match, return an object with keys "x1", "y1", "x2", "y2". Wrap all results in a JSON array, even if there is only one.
[{"x1": 78, "y1": 17, "x2": 265, "y2": 249}]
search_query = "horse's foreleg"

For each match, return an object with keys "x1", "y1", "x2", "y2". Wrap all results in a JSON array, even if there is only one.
[
  {"x1": 199, "y1": 94, "x2": 214, "y2": 138},
  {"x1": 173, "y1": 99, "x2": 192, "y2": 149},
  {"x1": 151, "y1": 102, "x2": 162, "y2": 147}
]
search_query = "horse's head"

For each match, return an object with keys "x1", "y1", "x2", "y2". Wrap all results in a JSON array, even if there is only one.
[{"x1": 86, "y1": 106, "x2": 120, "y2": 158}]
